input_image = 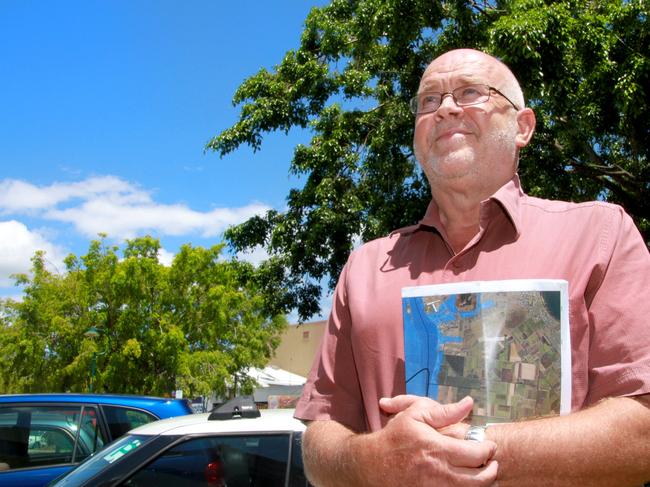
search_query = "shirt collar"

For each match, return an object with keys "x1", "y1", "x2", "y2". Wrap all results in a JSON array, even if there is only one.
[{"x1": 417, "y1": 175, "x2": 524, "y2": 238}]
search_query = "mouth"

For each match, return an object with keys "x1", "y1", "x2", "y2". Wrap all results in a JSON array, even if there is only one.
[
  {"x1": 436, "y1": 129, "x2": 469, "y2": 141},
  {"x1": 436, "y1": 127, "x2": 471, "y2": 141}
]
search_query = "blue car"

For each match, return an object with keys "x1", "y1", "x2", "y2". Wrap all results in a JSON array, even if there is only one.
[{"x1": 0, "y1": 393, "x2": 193, "y2": 487}]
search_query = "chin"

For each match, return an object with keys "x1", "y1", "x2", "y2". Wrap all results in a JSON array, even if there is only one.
[{"x1": 429, "y1": 154, "x2": 475, "y2": 176}]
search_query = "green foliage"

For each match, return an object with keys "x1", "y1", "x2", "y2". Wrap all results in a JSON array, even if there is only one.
[
  {"x1": 0, "y1": 236, "x2": 287, "y2": 396},
  {"x1": 208, "y1": 0, "x2": 649, "y2": 320}
]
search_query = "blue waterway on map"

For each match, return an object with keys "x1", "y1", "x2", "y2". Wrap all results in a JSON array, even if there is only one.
[{"x1": 403, "y1": 294, "x2": 494, "y2": 399}]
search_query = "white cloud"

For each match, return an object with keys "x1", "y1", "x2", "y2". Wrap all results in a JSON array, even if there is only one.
[
  {"x1": 0, "y1": 176, "x2": 141, "y2": 213},
  {"x1": 0, "y1": 220, "x2": 66, "y2": 286},
  {"x1": 0, "y1": 176, "x2": 271, "y2": 240},
  {"x1": 46, "y1": 199, "x2": 269, "y2": 239},
  {"x1": 157, "y1": 247, "x2": 175, "y2": 267},
  {"x1": 236, "y1": 244, "x2": 271, "y2": 267}
]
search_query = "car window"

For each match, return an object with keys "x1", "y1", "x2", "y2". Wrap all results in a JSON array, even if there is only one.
[
  {"x1": 75, "y1": 406, "x2": 106, "y2": 462},
  {"x1": 288, "y1": 433, "x2": 311, "y2": 487},
  {"x1": 52, "y1": 434, "x2": 157, "y2": 487},
  {"x1": 102, "y1": 406, "x2": 157, "y2": 439},
  {"x1": 29, "y1": 426, "x2": 75, "y2": 458},
  {"x1": 0, "y1": 405, "x2": 107, "y2": 471},
  {"x1": 122, "y1": 434, "x2": 291, "y2": 487}
]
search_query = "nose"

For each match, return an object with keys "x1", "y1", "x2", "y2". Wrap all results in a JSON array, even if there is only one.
[
  {"x1": 436, "y1": 93, "x2": 462, "y2": 117},
  {"x1": 440, "y1": 93, "x2": 455, "y2": 105}
]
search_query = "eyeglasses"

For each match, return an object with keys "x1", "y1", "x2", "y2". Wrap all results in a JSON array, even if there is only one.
[{"x1": 409, "y1": 84, "x2": 520, "y2": 115}]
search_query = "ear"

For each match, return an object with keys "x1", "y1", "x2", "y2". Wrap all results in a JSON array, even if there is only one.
[{"x1": 514, "y1": 108, "x2": 536, "y2": 148}]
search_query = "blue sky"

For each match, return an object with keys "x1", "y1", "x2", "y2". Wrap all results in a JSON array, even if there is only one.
[{"x1": 0, "y1": 1, "x2": 328, "y2": 311}]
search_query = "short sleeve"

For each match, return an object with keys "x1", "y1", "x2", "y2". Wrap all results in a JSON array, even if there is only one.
[
  {"x1": 585, "y1": 207, "x2": 650, "y2": 403},
  {"x1": 294, "y1": 257, "x2": 367, "y2": 432}
]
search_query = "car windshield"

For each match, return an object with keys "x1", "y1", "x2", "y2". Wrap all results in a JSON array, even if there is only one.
[{"x1": 49, "y1": 434, "x2": 153, "y2": 486}]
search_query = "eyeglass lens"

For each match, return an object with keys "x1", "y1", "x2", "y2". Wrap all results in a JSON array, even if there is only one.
[{"x1": 412, "y1": 84, "x2": 492, "y2": 114}]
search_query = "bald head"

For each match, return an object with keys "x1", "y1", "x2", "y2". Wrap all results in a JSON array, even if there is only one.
[
  {"x1": 412, "y1": 47, "x2": 537, "y2": 201},
  {"x1": 420, "y1": 49, "x2": 525, "y2": 109}
]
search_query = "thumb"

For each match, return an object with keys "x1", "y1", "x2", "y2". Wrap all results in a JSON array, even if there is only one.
[
  {"x1": 379, "y1": 394, "x2": 420, "y2": 414},
  {"x1": 380, "y1": 395, "x2": 475, "y2": 429},
  {"x1": 420, "y1": 396, "x2": 474, "y2": 429}
]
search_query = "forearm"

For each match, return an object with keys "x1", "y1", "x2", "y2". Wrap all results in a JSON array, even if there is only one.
[
  {"x1": 487, "y1": 396, "x2": 650, "y2": 486},
  {"x1": 302, "y1": 420, "x2": 368, "y2": 487},
  {"x1": 301, "y1": 398, "x2": 499, "y2": 487}
]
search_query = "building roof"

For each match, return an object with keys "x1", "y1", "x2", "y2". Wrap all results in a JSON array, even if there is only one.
[{"x1": 247, "y1": 365, "x2": 306, "y2": 387}]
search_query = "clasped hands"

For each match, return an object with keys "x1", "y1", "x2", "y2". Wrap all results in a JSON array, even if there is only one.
[{"x1": 351, "y1": 394, "x2": 498, "y2": 487}]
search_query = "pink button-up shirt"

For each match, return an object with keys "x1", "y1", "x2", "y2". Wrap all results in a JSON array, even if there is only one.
[{"x1": 295, "y1": 176, "x2": 650, "y2": 432}]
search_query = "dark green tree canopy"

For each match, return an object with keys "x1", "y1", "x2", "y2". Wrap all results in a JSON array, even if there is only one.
[{"x1": 208, "y1": 0, "x2": 648, "y2": 320}]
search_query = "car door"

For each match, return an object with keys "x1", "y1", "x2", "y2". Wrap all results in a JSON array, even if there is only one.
[
  {"x1": 100, "y1": 405, "x2": 158, "y2": 440},
  {"x1": 0, "y1": 404, "x2": 107, "y2": 487},
  {"x1": 120, "y1": 432, "x2": 311, "y2": 487}
]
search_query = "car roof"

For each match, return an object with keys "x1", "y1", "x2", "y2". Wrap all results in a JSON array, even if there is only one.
[
  {"x1": 0, "y1": 393, "x2": 192, "y2": 416},
  {"x1": 129, "y1": 408, "x2": 306, "y2": 436}
]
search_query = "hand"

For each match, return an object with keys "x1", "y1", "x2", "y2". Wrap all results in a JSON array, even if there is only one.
[
  {"x1": 379, "y1": 394, "x2": 475, "y2": 451},
  {"x1": 349, "y1": 395, "x2": 497, "y2": 486}
]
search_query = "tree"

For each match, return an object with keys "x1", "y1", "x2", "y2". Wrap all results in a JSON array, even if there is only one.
[
  {"x1": 0, "y1": 236, "x2": 287, "y2": 396},
  {"x1": 207, "y1": 0, "x2": 649, "y2": 320}
]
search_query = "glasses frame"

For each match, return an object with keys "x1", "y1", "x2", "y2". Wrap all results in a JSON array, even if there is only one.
[{"x1": 409, "y1": 84, "x2": 520, "y2": 115}]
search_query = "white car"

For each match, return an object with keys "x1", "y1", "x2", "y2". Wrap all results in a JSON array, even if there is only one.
[{"x1": 51, "y1": 397, "x2": 312, "y2": 487}]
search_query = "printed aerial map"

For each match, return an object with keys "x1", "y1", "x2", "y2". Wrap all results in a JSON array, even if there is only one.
[{"x1": 403, "y1": 281, "x2": 569, "y2": 425}]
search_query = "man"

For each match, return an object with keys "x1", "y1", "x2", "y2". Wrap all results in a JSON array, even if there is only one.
[{"x1": 294, "y1": 48, "x2": 650, "y2": 486}]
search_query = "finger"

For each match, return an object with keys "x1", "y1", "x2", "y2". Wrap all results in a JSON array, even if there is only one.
[
  {"x1": 419, "y1": 396, "x2": 474, "y2": 429},
  {"x1": 438, "y1": 422, "x2": 469, "y2": 439},
  {"x1": 379, "y1": 394, "x2": 421, "y2": 414},
  {"x1": 440, "y1": 437, "x2": 497, "y2": 468},
  {"x1": 448, "y1": 460, "x2": 499, "y2": 486},
  {"x1": 380, "y1": 395, "x2": 474, "y2": 429}
]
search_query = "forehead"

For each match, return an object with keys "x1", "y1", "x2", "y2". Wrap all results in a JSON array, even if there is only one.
[{"x1": 418, "y1": 52, "x2": 504, "y2": 92}]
